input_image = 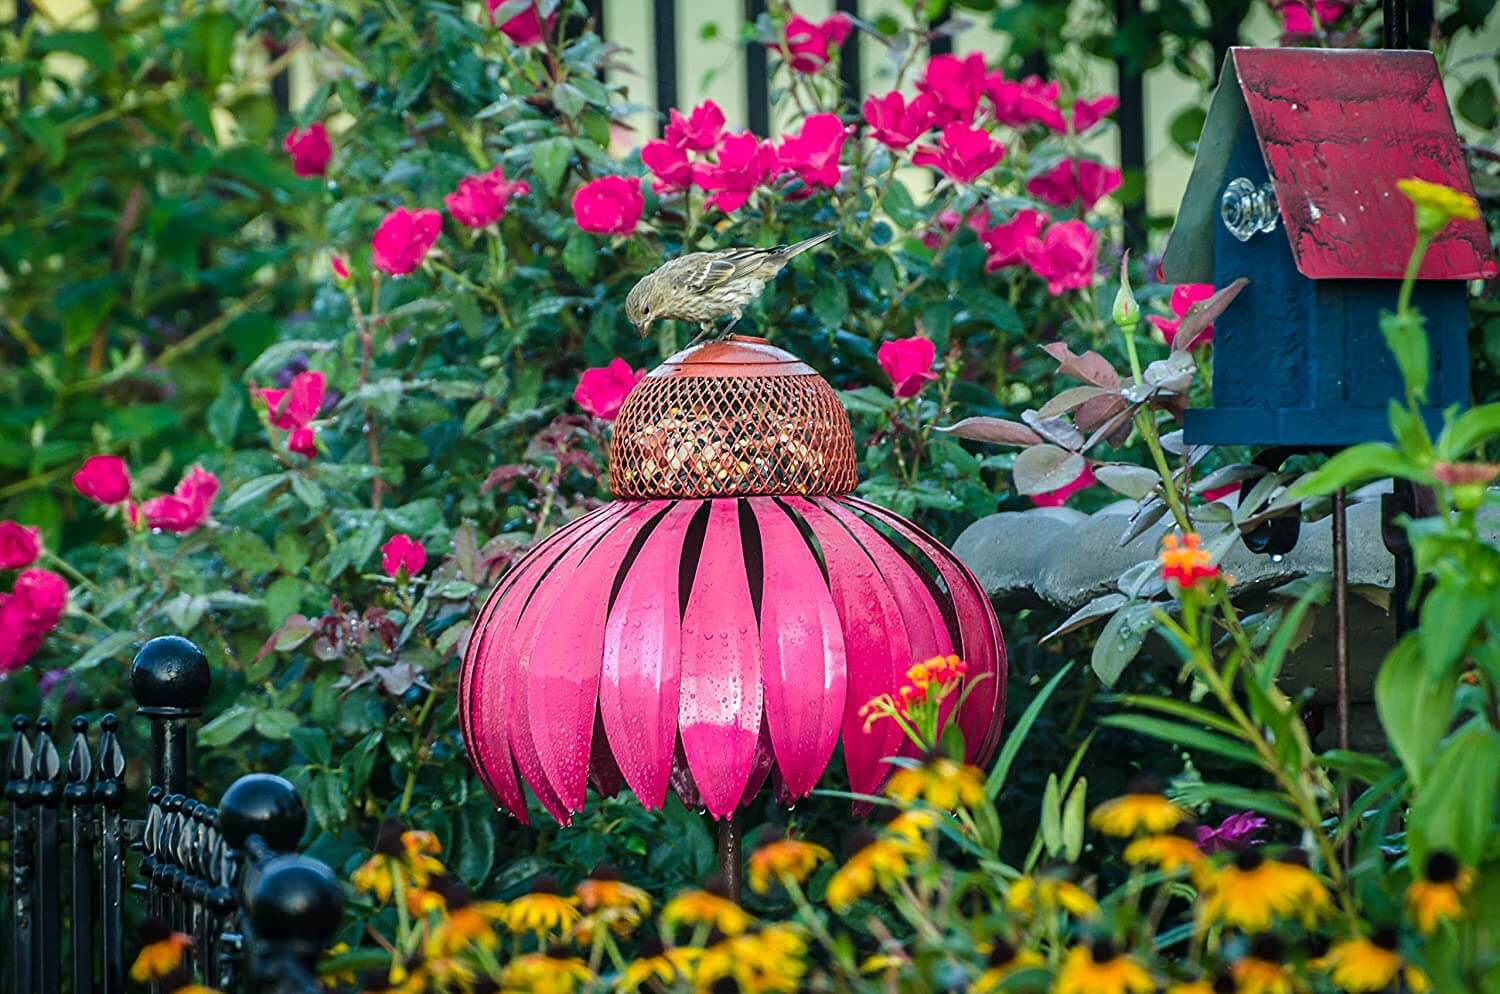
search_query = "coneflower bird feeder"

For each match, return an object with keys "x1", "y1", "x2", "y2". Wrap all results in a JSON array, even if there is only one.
[{"x1": 460, "y1": 337, "x2": 1006, "y2": 827}]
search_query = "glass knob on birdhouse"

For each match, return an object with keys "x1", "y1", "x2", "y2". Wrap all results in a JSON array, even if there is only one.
[{"x1": 1220, "y1": 177, "x2": 1278, "y2": 242}]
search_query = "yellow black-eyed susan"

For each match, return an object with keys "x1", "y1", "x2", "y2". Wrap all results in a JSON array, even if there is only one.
[
  {"x1": 661, "y1": 877, "x2": 754, "y2": 935},
  {"x1": 885, "y1": 808, "x2": 940, "y2": 844},
  {"x1": 500, "y1": 951, "x2": 594, "y2": 994},
  {"x1": 1315, "y1": 927, "x2": 1430, "y2": 993},
  {"x1": 501, "y1": 874, "x2": 581, "y2": 939},
  {"x1": 971, "y1": 938, "x2": 1046, "y2": 993},
  {"x1": 747, "y1": 829, "x2": 833, "y2": 894},
  {"x1": 424, "y1": 877, "x2": 506, "y2": 957},
  {"x1": 1231, "y1": 936, "x2": 1299, "y2": 994},
  {"x1": 1164, "y1": 974, "x2": 1234, "y2": 994},
  {"x1": 885, "y1": 755, "x2": 987, "y2": 810},
  {"x1": 696, "y1": 924, "x2": 808, "y2": 994},
  {"x1": 618, "y1": 938, "x2": 702, "y2": 991},
  {"x1": 1407, "y1": 850, "x2": 1473, "y2": 935},
  {"x1": 157, "y1": 968, "x2": 220, "y2": 994},
  {"x1": 825, "y1": 831, "x2": 927, "y2": 914},
  {"x1": 1005, "y1": 871, "x2": 1100, "y2": 920},
  {"x1": 1123, "y1": 824, "x2": 1205, "y2": 876},
  {"x1": 574, "y1": 865, "x2": 652, "y2": 915},
  {"x1": 1089, "y1": 778, "x2": 1187, "y2": 837},
  {"x1": 351, "y1": 818, "x2": 446, "y2": 902},
  {"x1": 1197, "y1": 849, "x2": 1330, "y2": 933},
  {"x1": 129, "y1": 918, "x2": 194, "y2": 982},
  {"x1": 1054, "y1": 942, "x2": 1154, "y2": 994}
]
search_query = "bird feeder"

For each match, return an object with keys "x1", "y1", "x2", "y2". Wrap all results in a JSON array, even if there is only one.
[
  {"x1": 1164, "y1": 47, "x2": 1497, "y2": 449},
  {"x1": 460, "y1": 337, "x2": 1006, "y2": 831}
]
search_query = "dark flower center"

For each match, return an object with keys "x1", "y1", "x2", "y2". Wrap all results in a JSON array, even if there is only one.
[
  {"x1": 1091, "y1": 940, "x2": 1118, "y2": 964},
  {"x1": 1426, "y1": 850, "x2": 1459, "y2": 884},
  {"x1": 1234, "y1": 849, "x2": 1264, "y2": 871},
  {"x1": 373, "y1": 817, "x2": 406, "y2": 857},
  {"x1": 1125, "y1": 774, "x2": 1163, "y2": 795},
  {"x1": 1249, "y1": 935, "x2": 1285, "y2": 963},
  {"x1": 531, "y1": 873, "x2": 561, "y2": 896},
  {"x1": 140, "y1": 917, "x2": 173, "y2": 945},
  {"x1": 1212, "y1": 972, "x2": 1236, "y2": 994},
  {"x1": 590, "y1": 862, "x2": 621, "y2": 882},
  {"x1": 988, "y1": 939, "x2": 1017, "y2": 967},
  {"x1": 1372, "y1": 927, "x2": 1399, "y2": 951}
]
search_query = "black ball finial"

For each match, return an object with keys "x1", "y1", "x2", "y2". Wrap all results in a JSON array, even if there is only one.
[
  {"x1": 247, "y1": 855, "x2": 343, "y2": 945},
  {"x1": 217, "y1": 774, "x2": 307, "y2": 852},
  {"x1": 130, "y1": 637, "x2": 211, "y2": 715}
]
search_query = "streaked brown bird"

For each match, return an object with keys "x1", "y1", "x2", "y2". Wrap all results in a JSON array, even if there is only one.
[{"x1": 625, "y1": 231, "x2": 836, "y2": 340}]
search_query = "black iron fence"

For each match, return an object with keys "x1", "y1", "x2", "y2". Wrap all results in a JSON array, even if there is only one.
[{"x1": 2, "y1": 636, "x2": 342, "y2": 994}]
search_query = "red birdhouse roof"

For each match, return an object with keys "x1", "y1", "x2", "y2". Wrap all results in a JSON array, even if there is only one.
[{"x1": 1163, "y1": 47, "x2": 1497, "y2": 283}]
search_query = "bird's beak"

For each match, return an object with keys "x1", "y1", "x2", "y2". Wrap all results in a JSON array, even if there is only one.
[{"x1": 633, "y1": 319, "x2": 651, "y2": 338}]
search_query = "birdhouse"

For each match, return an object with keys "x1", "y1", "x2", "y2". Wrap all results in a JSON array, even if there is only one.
[{"x1": 1164, "y1": 47, "x2": 1497, "y2": 448}]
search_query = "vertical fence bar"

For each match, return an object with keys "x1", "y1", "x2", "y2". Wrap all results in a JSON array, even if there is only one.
[
  {"x1": 653, "y1": 0, "x2": 678, "y2": 123},
  {"x1": 1112, "y1": 0, "x2": 1147, "y2": 251},
  {"x1": 1382, "y1": 0, "x2": 1408, "y2": 47},
  {"x1": 66, "y1": 719, "x2": 97, "y2": 994},
  {"x1": 835, "y1": 0, "x2": 860, "y2": 104},
  {"x1": 744, "y1": 0, "x2": 769, "y2": 135},
  {"x1": 31, "y1": 719, "x2": 62, "y2": 994},
  {"x1": 1408, "y1": 0, "x2": 1432, "y2": 47},
  {"x1": 927, "y1": 8, "x2": 951, "y2": 57},
  {"x1": 7, "y1": 718, "x2": 34, "y2": 994},
  {"x1": 95, "y1": 715, "x2": 126, "y2": 994}
]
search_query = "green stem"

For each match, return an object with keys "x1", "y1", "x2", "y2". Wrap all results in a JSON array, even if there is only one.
[{"x1": 1135, "y1": 410, "x2": 1192, "y2": 532}]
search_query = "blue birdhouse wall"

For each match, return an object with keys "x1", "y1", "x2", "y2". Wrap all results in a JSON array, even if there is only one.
[{"x1": 1163, "y1": 47, "x2": 1498, "y2": 450}]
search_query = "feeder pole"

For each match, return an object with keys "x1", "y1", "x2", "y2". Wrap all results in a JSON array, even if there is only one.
[
  {"x1": 1383, "y1": 0, "x2": 1408, "y2": 47},
  {"x1": 718, "y1": 811, "x2": 743, "y2": 901},
  {"x1": 1332, "y1": 488, "x2": 1351, "y2": 863}
]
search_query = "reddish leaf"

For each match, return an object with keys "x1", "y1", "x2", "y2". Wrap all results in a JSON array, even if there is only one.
[
  {"x1": 1174, "y1": 277, "x2": 1249, "y2": 350},
  {"x1": 1043, "y1": 342, "x2": 1120, "y2": 390},
  {"x1": 1013, "y1": 444, "x2": 1087, "y2": 496},
  {"x1": 936, "y1": 417, "x2": 1043, "y2": 447},
  {"x1": 1039, "y1": 385, "x2": 1115, "y2": 419}
]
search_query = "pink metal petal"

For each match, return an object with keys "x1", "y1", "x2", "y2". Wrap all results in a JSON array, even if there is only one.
[
  {"x1": 463, "y1": 506, "x2": 619, "y2": 820},
  {"x1": 785, "y1": 498, "x2": 911, "y2": 799},
  {"x1": 525, "y1": 502, "x2": 662, "y2": 813},
  {"x1": 599, "y1": 501, "x2": 699, "y2": 809},
  {"x1": 740, "y1": 711, "x2": 777, "y2": 803},
  {"x1": 678, "y1": 499, "x2": 763, "y2": 818},
  {"x1": 844, "y1": 497, "x2": 1007, "y2": 763},
  {"x1": 589, "y1": 711, "x2": 626, "y2": 798},
  {"x1": 749, "y1": 497, "x2": 847, "y2": 799},
  {"x1": 505, "y1": 506, "x2": 635, "y2": 823}
]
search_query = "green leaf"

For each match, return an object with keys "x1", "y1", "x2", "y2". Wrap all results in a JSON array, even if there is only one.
[
  {"x1": 1439, "y1": 401, "x2": 1500, "y2": 460},
  {"x1": 552, "y1": 81, "x2": 587, "y2": 118},
  {"x1": 1090, "y1": 601, "x2": 1154, "y2": 687},
  {"x1": 1170, "y1": 782, "x2": 1300, "y2": 823},
  {"x1": 456, "y1": 807, "x2": 498, "y2": 886},
  {"x1": 224, "y1": 473, "x2": 288, "y2": 513},
  {"x1": 1417, "y1": 579, "x2": 1487, "y2": 678},
  {"x1": 1374, "y1": 632, "x2": 1446, "y2": 791},
  {"x1": 1097, "y1": 714, "x2": 1261, "y2": 766},
  {"x1": 264, "y1": 575, "x2": 304, "y2": 627},
  {"x1": 1456, "y1": 76, "x2": 1498, "y2": 130},
  {"x1": 20, "y1": 111, "x2": 65, "y2": 166},
  {"x1": 290, "y1": 473, "x2": 326, "y2": 510},
  {"x1": 986, "y1": 663, "x2": 1073, "y2": 799},
  {"x1": 1380, "y1": 310, "x2": 1430, "y2": 402},
  {"x1": 34, "y1": 29, "x2": 112, "y2": 71},
  {"x1": 1286, "y1": 443, "x2": 1418, "y2": 500},
  {"x1": 562, "y1": 229, "x2": 597, "y2": 282},
  {"x1": 218, "y1": 529, "x2": 278, "y2": 573},
  {"x1": 881, "y1": 178, "x2": 924, "y2": 228},
  {"x1": 253, "y1": 708, "x2": 300, "y2": 740},
  {"x1": 275, "y1": 532, "x2": 309, "y2": 574},
  {"x1": 531, "y1": 136, "x2": 574, "y2": 197},
  {"x1": 290, "y1": 726, "x2": 333, "y2": 765},
  {"x1": 1409, "y1": 721, "x2": 1500, "y2": 867},
  {"x1": 70, "y1": 630, "x2": 140, "y2": 671},
  {"x1": 1040, "y1": 773, "x2": 1062, "y2": 855},
  {"x1": 1168, "y1": 106, "x2": 1207, "y2": 154},
  {"x1": 1061, "y1": 777, "x2": 1087, "y2": 862},
  {"x1": 198, "y1": 705, "x2": 255, "y2": 747},
  {"x1": 188, "y1": 12, "x2": 238, "y2": 85},
  {"x1": 955, "y1": 288, "x2": 1022, "y2": 334},
  {"x1": 206, "y1": 380, "x2": 245, "y2": 448},
  {"x1": 810, "y1": 273, "x2": 849, "y2": 329}
]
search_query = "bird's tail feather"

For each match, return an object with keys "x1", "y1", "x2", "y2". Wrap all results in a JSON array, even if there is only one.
[{"x1": 779, "y1": 230, "x2": 836, "y2": 259}]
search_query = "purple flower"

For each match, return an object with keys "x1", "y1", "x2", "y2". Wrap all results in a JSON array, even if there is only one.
[{"x1": 1195, "y1": 811, "x2": 1267, "y2": 854}]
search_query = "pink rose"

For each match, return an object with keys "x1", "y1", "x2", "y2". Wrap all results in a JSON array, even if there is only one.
[
  {"x1": 1148, "y1": 284, "x2": 1217, "y2": 348},
  {"x1": 988, "y1": 75, "x2": 1065, "y2": 130},
  {"x1": 8, "y1": 568, "x2": 68, "y2": 630},
  {"x1": 1071, "y1": 95, "x2": 1118, "y2": 134},
  {"x1": 73, "y1": 455, "x2": 132, "y2": 506},
  {"x1": 0, "y1": 521, "x2": 41, "y2": 570},
  {"x1": 1026, "y1": 158, "x2": 1121, "y2": 210},
  {"x1": 574, "y1": 358, "x2": 644, "y2": 421},
  {"x1": 381, "y1": 533, "x2": 427, "y2": 578},
  {"x1": 1022, "y1": 220, "x2": 1098, "y2": 296},
  {"x1": 257, "y1": 370, "x2": 327, "y2": 431},
  {"x1": 572, "y1": 176, "x2": 645, "y2": 235},
  {"x1": 695, "y1": 133, "x2": 774, "y2": 213},
  {"x1": 642, "y1": 140, "x2": 694, "y2": 194},
  {"x1": 878, "y1": 336, "x2": 939, "y2": 399},
  {"x1": 331, "y1": 254, "x2": 351, "y2": 282},
  {"x1": 922, "y1": 208, "x2": 990, "y2": 250},
  {"x1": 917, "y1": 53, "x2": 993, "y2": 127},
  {"x1": 912, "y1": 123, "x2": 1005, "y2": 184},
  {"x1": 664, "y1": 100, "x2": 726, "y2": 151},
  {"x1": 863, "y1": 91, "x2": 937, "y2": 150},
  {"x1": 776, "y1": 113, "x2": 847, "y2": 189},
  {"x1": 982, "y1": 209, "x2": 1048, "y2": 272},
  {"x1": 1030, "y1": 464, "x2": 1095, "y2": 507},
  {"x1": 488, "y1": 0, "x2": 554, "y2": 44},
  {"x1": 1277, "y1": 0, "x2": 1349, "y2": 34},
  {"x1": 775, "y1": 13, "x2": 851, "y2": 74},
  {"x1": 282, "y1": 123, "x2": 332, "y2": 178},
  {"x1": 372, "y1": 207, "x2": 442, "y2": 276},
  {"x1": 289, "y1": 427, "x2": 318, "y2": 458},
  {"x1": 140, "y1": 466, "x2": 218, "y2": 534},
  {"x1": 444, "y1": 166, "x2": 530, "y2": 229}
]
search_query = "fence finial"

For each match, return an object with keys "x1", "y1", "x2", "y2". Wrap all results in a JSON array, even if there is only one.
[
  {"x1": 129, "y1": 636, "x2": 211, "y2": 716},
  {"x1": 218, "y1": 774, "x2": 308, "y2": 854}
]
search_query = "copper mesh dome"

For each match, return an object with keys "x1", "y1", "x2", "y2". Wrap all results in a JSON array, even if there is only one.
[{"x1": 609, "y1": 336, "x2": 858, "y2": 499}]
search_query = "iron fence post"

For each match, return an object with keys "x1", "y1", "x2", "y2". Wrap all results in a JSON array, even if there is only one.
[
  {"x1": 7, "y1": 717, "x2": 35, "y2": 994},
  {"x1": 95, "y1": 715, "x2": 126, "y2": 994},
  {"x1": 66, "y1": 717, "x2": 97, "y2": 994}
]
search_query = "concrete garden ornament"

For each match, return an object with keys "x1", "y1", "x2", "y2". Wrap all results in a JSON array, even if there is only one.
[{"x1": 460, "y1": 337, "x2": 1006, "y2": 824}]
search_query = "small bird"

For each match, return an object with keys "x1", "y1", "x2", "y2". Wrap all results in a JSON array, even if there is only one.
[{"x1": 625, "y1": 231, "x2": 836, "y2": 341}]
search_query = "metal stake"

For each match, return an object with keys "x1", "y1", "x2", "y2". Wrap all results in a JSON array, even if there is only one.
[
  {"x1": 717, "y1": 811, "x2": 742, "y2": 902},
  {"x1": 1332, "y1": 489, "x2": 1351, "y2": 863}
]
